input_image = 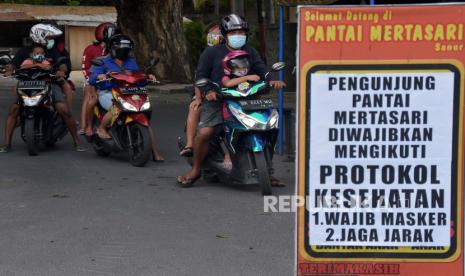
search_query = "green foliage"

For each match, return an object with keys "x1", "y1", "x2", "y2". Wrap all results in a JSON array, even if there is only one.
[{"x1": 183, "y1": 20, "x2": 206, "y2": 70}]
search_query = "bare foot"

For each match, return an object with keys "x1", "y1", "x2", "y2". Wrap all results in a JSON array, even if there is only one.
[{"x1": 96, "y1": 128, "x2": 111, "y2": 140}]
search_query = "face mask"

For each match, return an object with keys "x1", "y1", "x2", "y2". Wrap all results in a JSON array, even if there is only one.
[
  {"x1": 227, "y1": 35, "x2": 246, "y2": 49},
  {"x1": 46, "y1": 39, "x2": 55, "y2": 50},
  {"x1": 32, "y1": 53, "x2": 46, "y2": 63},
  {"x1": 112, "y1": 48, "x2": 130, "y2": 60}
]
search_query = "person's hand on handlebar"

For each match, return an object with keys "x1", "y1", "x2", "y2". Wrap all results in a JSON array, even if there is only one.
[
  {"x1": 97, "y1": 74, "x2": 107, "y2": 81},
  {"x1": 205, "y1": 90, "x2": 219, "y2": 101},
  {"x1": 3, "y1": 64, "x2": 14, "y2": 77},
  {"x1": 269, "y1": 80, "x2": 286, "y2": 90}
]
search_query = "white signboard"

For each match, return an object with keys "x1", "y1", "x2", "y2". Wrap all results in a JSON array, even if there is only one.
[{"x1": 308, "y1": 71, "x2": 454, "y2": 246}]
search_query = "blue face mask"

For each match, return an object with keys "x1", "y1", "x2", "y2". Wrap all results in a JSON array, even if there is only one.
[
  {"x1": 227, "y1": 35, "x2": 246, "y2": 49},
  {"x1": 32, "y1": 53, "x2": 46, "y2": 63}
]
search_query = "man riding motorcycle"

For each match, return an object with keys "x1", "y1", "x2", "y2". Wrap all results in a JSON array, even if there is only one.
[
  {"x1": 0, "y1": 23, "x2": 84, "y2": 152},
  {"x1": 177, "y1": 14, "x2": 285, "y2": 186},
  {"x1": 88, "y1": 34, "x2": 164, "y2": 161}
]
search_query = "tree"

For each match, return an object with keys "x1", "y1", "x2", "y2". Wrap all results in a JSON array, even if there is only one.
[{"x1": 115, "y1": 0, "x2": 192, "y2": 82}]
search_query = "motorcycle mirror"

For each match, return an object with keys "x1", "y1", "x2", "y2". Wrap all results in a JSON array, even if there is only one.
[
  {"x1": 271, "y1": 62, "x2": 286, "y2": 72},
  {"x1": 91, "y1": 58, "x2": 104, "y2": 67},
  {"x1": 194, "y1": 78, "x2": 210, "y2": 88}
]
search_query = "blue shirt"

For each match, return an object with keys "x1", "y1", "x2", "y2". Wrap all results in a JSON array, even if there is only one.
[{"x1": 89, "y1": 55, "x2": 139, "y2": 90}]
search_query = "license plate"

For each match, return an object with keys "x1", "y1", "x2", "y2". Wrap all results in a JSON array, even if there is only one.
[
  {"x1": 17, "y1": 80, "x2": 46, "y2": 90},
  {"x1": 120, "y1": 87, "x2": 147, "y2": 94},
  {"x1": 239, "y1": 99, "x2": 274, "y2": 111}
]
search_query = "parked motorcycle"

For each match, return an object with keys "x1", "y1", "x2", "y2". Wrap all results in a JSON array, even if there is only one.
[
  {"x1": 88, "y1": 58, "x2": 158, "y2": 167},
  {"x1": 178, "y1": 62, "x2": 285, "y2": 195},
  {"x1": 13, "y1": 68, "x2": 68, "y2": 155}
]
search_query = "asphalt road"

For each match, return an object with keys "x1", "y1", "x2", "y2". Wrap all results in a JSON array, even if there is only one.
[{"x1": 0, "y1": 78, "x2": 295, "y2": 276}]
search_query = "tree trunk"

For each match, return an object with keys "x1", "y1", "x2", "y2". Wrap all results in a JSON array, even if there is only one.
[{"x1": 115, "y1": 0, "x2": 192, "y2": 82}]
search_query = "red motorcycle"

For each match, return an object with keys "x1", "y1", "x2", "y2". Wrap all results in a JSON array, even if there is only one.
[{"x1": 89, "y1": 58, "x2": 158, "y2": 167}]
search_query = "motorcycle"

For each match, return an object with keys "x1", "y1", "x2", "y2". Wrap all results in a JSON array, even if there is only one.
[
  {"x1": 13, "y1": 68, "x2": 68, "y2": 155},
  {"x1": 88, "y1": 58, "x2": 158, "y2": 167},
  {"x1": 178, "y1": 62, "x2": 285, "y2": 195}
]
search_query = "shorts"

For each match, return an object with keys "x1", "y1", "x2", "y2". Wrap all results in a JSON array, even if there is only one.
[
  {"x1": 98, "y1": 90, "x2": 112, "y2": 111},
  {"x1": 51, "y1": 84, "x2": 65, "y2": 103},
  {"x1": 198, "y1": 100, "x2": 223, "y2": 128}
]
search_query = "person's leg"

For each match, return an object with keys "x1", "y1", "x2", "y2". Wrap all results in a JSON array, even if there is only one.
[
  {"x1": 54, "y1": 102, "x2": 84, "y2": 151},
  {"x1": 61, "y1": 81, "x2": 73, "y2": 111},
  {"x1": 86, "y1": 86, "x2": 98, "y2": 135},
  {"x1": 51, "y1": 84, "x2": 84, "y2": 151},
  {"x1": 79, "y1": 84, "x2": 92, "y2": 134},
  {"x1": 0, "y1": 103, "x2": 20, "y2": 152},
  {"x1": 96, "y1": 109, "x2": 112, "y2": 139},
  {"x1": 149, "y1": 126, "x2": 164, "y2": 161},
  {"x1": 180, "y1": 100, "x2": 200, "y2": 156},
  {"x1": 179, "y1": 126, "x2": 215, "y2": 184}
]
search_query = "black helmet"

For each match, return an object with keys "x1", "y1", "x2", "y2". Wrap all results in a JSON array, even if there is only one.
[
  {"x1": 109, "y1": 34, "x2": 133, "y2": 60},
  {"x1": 219, "y1": 14, "x2": 249, "y2": 37}
]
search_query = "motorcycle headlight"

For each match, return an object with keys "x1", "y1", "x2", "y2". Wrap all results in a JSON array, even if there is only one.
[
  {"x1": 229, "y1": 105, "x2": 267, "y2": 130},
  {"x1": 22, "y1": 94, "x2": 44, "y2": 106},
  {"x1": 140, "y1": 101, "x2": 151, "y2": 111},
  {"x1": 117, "y1": 97, "x2": 137, "y2": 112}
]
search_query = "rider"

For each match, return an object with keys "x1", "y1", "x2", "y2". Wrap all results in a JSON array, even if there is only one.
[
  {"x1": 177, "y1": 14, "x2": 285, "y2": 186},
  {"x1": 80, "y1": 22, "x2": 118, "y2": 136},
  {"x1": 179, "y1": 24, "x2": 223, "y2": 157},
  {"x1": 88, "y1": 34, "x2": 164, "y2": 161},
  {"x1": 0, "y1": 23, "x2": 84, "y2": 152}
]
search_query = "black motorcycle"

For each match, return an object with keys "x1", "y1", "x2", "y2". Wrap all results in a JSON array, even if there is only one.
[{"x1": 14, "y1": 68, "x2": 68, "y2": 155}]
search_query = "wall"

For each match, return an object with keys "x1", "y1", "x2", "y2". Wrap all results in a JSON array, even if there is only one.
[{"x1": 67, "y1": 26, "x2": 95, "y2": 71}]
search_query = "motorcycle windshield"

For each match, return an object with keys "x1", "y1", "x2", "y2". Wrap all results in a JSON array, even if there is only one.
[{"x1": 221, "y1": 81, "x2": 266, "y2": 98}]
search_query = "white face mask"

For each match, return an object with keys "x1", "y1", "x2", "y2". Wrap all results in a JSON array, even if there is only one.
[{"x1": 46, "y1": 39, "x2": 55, "y2": 50}]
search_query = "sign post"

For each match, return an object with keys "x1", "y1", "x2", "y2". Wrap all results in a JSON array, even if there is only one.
[{"x1": 296, "y1": 4, "x2": 465, "y2": 275}]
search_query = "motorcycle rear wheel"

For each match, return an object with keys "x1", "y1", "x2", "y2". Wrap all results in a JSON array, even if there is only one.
[{"x1": 128, "y1": 124, "x2": 152, "y2": 167}]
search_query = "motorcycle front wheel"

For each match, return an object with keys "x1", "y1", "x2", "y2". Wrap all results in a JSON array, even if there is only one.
[
  {"x1": 24, "y1": 118, "x2": 39, "y2": 156},
  {"x1": 254, "y1": 151, "x2": 272, "y2": 195},
  {"x1": 127, "y1": 123, "x2": 152, "y2": 167}
]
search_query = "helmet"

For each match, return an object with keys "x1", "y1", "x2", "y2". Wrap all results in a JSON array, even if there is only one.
[
  {"x1": 108, "y1": 34, "x2": 133, "y2": 60},
  {"x1": 30, "y1": 23, "x2": 63, "y2": 46},
  {"x1": 206, "y1": 24, "x2": 223, "y2": 47},
  {"x1": 219, "y1": 14, "x2": 249, "y2": 37},
  {"x1": 222, "y1": 50, "x2": 249, "y2": 77},
  {"x1": 95, "y1": 22, "x2": 118, "y2": 43}
]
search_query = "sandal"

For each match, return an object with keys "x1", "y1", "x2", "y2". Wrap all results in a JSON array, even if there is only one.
[
  {"x1": 78, "y1": 129, "x2": 85, "y2": 135},
  {"x1": 96, "y1": 128, "x2": 112, "y2": 140},
  {"x1": 179, "y1": 147, "x2": 193, "y2": 157},
  {"x1": 176, "y1": 175, "x2": 200, "y2": 188},
  {"x1": 271, "y1": 176, "x2": 286, "y2": 187},
  {"x1": 74, "y1": 145, "x2": 87, "y2": 152},
  {"x1": 0, "y1": 145, "x2": 11, "y2": 153}
]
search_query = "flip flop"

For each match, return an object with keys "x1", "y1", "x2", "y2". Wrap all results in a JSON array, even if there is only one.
[
  {"x1": 96, "y1": 129, "x2": 112, "y2": 140},
  {"x1": 271, "y1": 176, "x2": 286, "y2": 187},
  {"x1": 74, "y1": 145, "x2": 87, "y2": 152},
  {"x1": 176, "y1": 175, "x2": 200, "y2": 188},
  {"x1": 179, "y1": 147, "x2": 193, "y2": 157},
  {"x1": 78, "y1": 129, "x2": 85, "y2": 135}
]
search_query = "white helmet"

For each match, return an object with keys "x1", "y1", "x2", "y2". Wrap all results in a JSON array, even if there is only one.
[{"x1": 29, "y1": 23, "x2": 63, "y2": 47}]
